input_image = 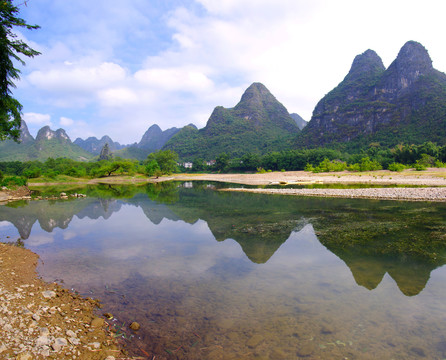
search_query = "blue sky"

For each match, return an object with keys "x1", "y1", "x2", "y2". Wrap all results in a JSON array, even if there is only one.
[{"x1": 12, "y1": 0, "x2": 446, "y2": 144}]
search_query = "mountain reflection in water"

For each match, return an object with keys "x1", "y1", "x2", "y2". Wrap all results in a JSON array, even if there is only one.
[{"x1": 1, "y1": 182, "x2": 446, "y2": 359}]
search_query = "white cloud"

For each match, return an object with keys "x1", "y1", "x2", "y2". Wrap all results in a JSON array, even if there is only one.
[
  {"x1": 23, "y1": 112, "x2": 52, "y2": 126},
  {"x1": 135, "y1": 66, "x2": 214, "y2": 92},
  {"x1": 28, "y1": 62, "x2": 126, "y2": 93},
  {"x1": 60, "y1": 116, "x2": 74, "y2": 126},
  {"x1": 16, "y1": 0, "x2": 446, "y2": 144},
  {"x1": 97, "y1": 87, "x2": 139, "y2": 107}
]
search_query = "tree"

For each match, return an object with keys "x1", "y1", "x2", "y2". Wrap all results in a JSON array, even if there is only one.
[
  {"x1": 0, "y1": 1, "x2": 40, "y2": 141},
  {"x1": 145, "y1": 159, "x2": 161, "y2": 177},
  {"x1": 146, "y1": 150, "x2": 178, "y2": 175},
  {"x1": 215, "y1": 152, "x2": 229, "y2": 172}
]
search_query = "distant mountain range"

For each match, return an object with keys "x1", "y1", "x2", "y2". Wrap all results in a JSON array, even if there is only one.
[
  {"x1": 0, "y1": 40, "x2": 444, "y2": 162},
  {"x1": 163, "y1": 82, "x2": 300, "y2": 159},
  {"x1": 300, "y1": 40, "x2": 446, "y2": 149},
  {"x1": 0, "y1": 121, "x2": 93, "y2": 161}
]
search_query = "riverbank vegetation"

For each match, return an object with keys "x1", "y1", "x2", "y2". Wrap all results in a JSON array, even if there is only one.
[{"x1": 0, "y1": 142, "x2": 445, "y2": 187}]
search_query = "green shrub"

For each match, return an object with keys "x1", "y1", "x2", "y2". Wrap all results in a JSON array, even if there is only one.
[
  {"x1": 414, "y1": 163, "x2": 427, "y2": 171},
  {"x1": 23, "y1": 167, "x2": 41, "y2": 179},
  {"x1": 388, "y1": 163, "x2": 406, "y2": 172},
  {"x1": 145, "y1": 160, "x2": 161, "y2": 177},
  {"x1": 313, "y1": 158, "x2": 347, "y2": 173},
  {"x1": 1, "y1": 176, "x2": 27, "y2": 187}
]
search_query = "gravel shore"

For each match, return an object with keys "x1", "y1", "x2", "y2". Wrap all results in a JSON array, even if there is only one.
[
  {"x1": 172, "y1": 169, "x2": 446, "y2": 187},
  {"x1": 0, "y1": 243, "x2": 123, "y2": 360},
  {"x1": 221, "y1": 186, "x2": 446, "y2": 202}
]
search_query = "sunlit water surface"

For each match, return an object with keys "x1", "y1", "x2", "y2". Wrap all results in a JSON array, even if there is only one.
[{"x1": 1, "y1": 183, "x2": 446, "y2": 359}]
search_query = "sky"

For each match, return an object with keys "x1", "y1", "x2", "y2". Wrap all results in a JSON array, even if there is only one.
[{"x1": 12, "y1": 0, "x2": 446, "y2": 144}]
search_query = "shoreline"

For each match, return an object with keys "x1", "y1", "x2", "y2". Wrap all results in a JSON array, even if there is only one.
[
  {"x1": 219, "y1": 186, "x2": 446, "y2": 202},
  {"x1": 170, "y1": 168, "x2": 446, "y2": 187},
  {"x1": 0, "y1": 242, "x2": 124, "y2": 360}
]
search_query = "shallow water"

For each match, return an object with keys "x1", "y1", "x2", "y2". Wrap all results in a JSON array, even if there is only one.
[{"x1": 1, "y1": 183, "x2": 446, "y2": 359}]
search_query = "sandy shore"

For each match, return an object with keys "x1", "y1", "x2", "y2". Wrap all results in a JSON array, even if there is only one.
[
  {"x1": 0, "y1": 243, "x2": 124, "y2": 360},
  {"x1": 171, "y1": 168, "x2": 446, "y2": 186},
  {"x1": 171, "y1": 169, "x2": 446, "y2": 201}
]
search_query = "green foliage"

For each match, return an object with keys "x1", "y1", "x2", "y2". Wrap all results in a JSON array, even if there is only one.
[
  {"x1": 146, "y1": 150, "x2": 178, "y2": 175},
  {"x1": 215, "y1": 152, "x2": 230, "y2": 172},
  {"x1": 304, "y1": 163, "x2": 314, "y2": 172},
  {"x1": 0, "y1": 1, "x2": 40, "y2": 141},
  {"x1": 348, "y1": 157, "x2": 382, "y2": 172},
  {"x1": 90, "y1": 160, "x2": 136, "y2": 178},
  {"x1": 414, "y1": 163, "x2": 427, "y2": 171},
  {"x1": 417, "y1": 153, "x2": 436, "y2": 167},
  {"x1": 23, "y1": 167, "x2": 41, "y2": 179},
  {"x1": 145, "y1": 159, "x2": 161, "y2": 177},
  {"x1": 1, "y1": 175, "x2": 27, "y2": 187},
  {"x1": 163, "y1": 84, "x2": 298, "y2": 160},
  {"x1": 313, "y1": 158, "x2": 347, "y2": 173},
  {"x1": 191, "y1": 158, "x2": 206, "y2": 172},
  {"x1": 387, "y1": 163, "x2": 406, "y2": 172}
]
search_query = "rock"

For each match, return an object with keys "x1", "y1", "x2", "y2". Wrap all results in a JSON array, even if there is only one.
[
  {"x1": 16, "y1": 352, "x2": 33, "y2": 360},
  {"x1": 36, "y1": 335, "x2": 51, "y2": 346},
  {"x1": 68, "y1": 337, "x2": 80, "y2": 345},
  {"x1": 90, "y1": 317, "x2": 104, "y2": 328},
  {"x1": 32, "y1": 313, "x2": 40, "y2": 321},
  {"x1": 129, "y1": 322, "x2": 140, "y2": 331},
  {"x1": 246, "y1": 334, "x2": 263, "y2": 348},
  {"x1": 42, "y1": 290, "x2": 56, "y2": 299},
  {"x1": 52, "y1": 337, "x2": 68, "y2": 352},
  {"x1": 320, "y1": 324, "x2": 334, "y2": 334},
  {"x1": 60, "y1": 192, "x2": 67, "y2": 197},
  {"x1": 0, "y1": 343, "x2": 7, "y2": 353},
  {"x1": 66, "y1": 329, "x2": 76, "y2": 338},
  {"x1": 105, "y1": 357, "x2": 116, "y2": 360},
  {"x1": 89, "y1": 342, "x2": 101, "y2": 349},
  {"x1": 296, "y1": 343, "x2": 315, "y2": 357}
]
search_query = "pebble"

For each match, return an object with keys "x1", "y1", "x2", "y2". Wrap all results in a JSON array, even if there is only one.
[
  {"x1": 296, "y1": 343, "x2": 315, "y2": 357},
  {"x1": 52, "y1": 337, "x2": 68, "y2": 352},
  {"x1": 90, "y1": 317, "x2": 105, "y2": 328},
  {"x1": 129, "y1": 321, "x2": 140, "y2": 331},
  {"x1": 246, "y1": 334, "x2": 264, "y2": 348},
  {"x1": 42, "y1": 290, "x2": 56, "y2": 299},
  {"x1": 225, "y1": 187, "x2": 446, "y2": 202},
  {"x1": 0, "y1": 243, "x2": 122, "y2": 359}
]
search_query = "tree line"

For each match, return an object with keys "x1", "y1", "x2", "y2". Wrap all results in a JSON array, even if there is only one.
[
  {"x1": 1, "y1": 142, "x2": 445, "y2": 188},
  {"x1": 186, "y1": 141, "x2": 446, "y2": 173}
]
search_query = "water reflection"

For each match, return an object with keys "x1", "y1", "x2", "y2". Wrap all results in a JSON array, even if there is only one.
[{"x1": 1, "y1": 183, "x2": 446, "y2": 359}]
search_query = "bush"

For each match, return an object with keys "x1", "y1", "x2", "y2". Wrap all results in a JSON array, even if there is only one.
[
  {"x1": 1, "y1": 176, "x2": 27, "y2": 187},
  {"x1": 145, "y1": 160, "x2": 161, "y2": 177},
  {"x1": 388, "y1": 163, "x2": 406, "y2": 172},
  {"x1": 304, "y1": 163, "x2": 314, "y2": 172},
  {"x1": 23, "y1": 167, "x2": 41, "y2": 179},
  {"x1": 348, "y1": 157, "x2": 382, "y2": 172},
  {"x1": 313, "y1": 158, "x2": 347, "y2": 173},
  {"x1": 414, "y1": 163, "x2": 427, "y2": 171}
]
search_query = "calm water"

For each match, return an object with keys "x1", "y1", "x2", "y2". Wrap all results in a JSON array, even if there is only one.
[{"x1": 1, "y1": 182, "x2": 446, "y2": 359}]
